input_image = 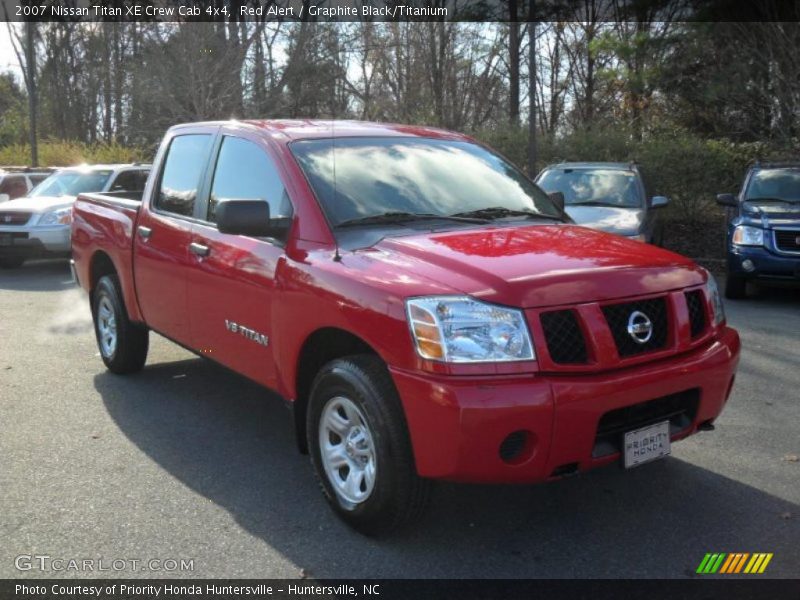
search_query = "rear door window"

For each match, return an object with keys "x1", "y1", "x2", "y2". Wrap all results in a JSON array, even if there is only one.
[
  {"x1": 111, "y1": 170, "x2": 149, "y2": 192},
  {"x1": 156, "y1": 135, "x2": 213, "y2": 217}
]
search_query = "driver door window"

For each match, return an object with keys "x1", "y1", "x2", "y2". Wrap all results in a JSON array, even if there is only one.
[{"x1": 208, "y1": 136, "x2": 292, "y2": 225}]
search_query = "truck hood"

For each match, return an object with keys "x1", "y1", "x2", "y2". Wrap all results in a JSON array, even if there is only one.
[
  {"x1": 564, "y1": 205, "x2": 644, "y2": 236},
  {"x1": 741, "y1": 200, "x2": 800, "y2": 228},
  {"x1": 368, "y1": 224, "x2": 704, "y2": 308},
  {"x1": 0, "y1": 195, "x2": 76, "y2": 213}
]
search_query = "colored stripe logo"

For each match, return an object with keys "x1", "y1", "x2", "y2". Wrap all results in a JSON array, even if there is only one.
[{"x1": 696, "y1": 553, "x2": 773, "y2": 574}]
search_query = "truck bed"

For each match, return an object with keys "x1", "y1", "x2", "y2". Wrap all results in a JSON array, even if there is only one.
[{"x1": 71, "y1": 191, "x2": 145, "y2": 323}]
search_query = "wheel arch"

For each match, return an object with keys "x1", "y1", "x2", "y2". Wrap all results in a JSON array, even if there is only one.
[
  {"x1": 89, "y1": 250, "x2": 118, "y2": 295},
  {"x1": 292, "y1": 327, "x2": 380, "y2": 454}
]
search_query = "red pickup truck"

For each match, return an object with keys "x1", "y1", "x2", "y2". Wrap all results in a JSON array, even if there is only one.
[{"x1": 72, "y1": 120, "x2": 740, "y2": 535}]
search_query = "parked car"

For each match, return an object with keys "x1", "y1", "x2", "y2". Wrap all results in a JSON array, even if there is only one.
[
  {"x1": 0, "y1": 167, "x2": 55, "y2": 202},
  {"x1": 717, "y1": 162, "x2": 800, "y2": 299},
  {"x1": 535, "y1": 162, "x2": 669, "y2": 244},
  {"x1": 71, "y1": 120, "x2": 739, "y2": 535},
  {"x1": 0, "y1": 163, "x2": 150, "y2": 268}
]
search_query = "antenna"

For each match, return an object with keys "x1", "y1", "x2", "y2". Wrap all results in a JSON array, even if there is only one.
[{"x1": 332, "y1": 119, "x2": 342, "y2": 262}]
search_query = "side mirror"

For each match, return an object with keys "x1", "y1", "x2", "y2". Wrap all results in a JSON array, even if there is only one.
[
  {"x1": 548, "y1": 191, "x2": 565, "y2": 212},
  {"x1": 716, "y1": 193, "x2": 738, "y2": 207},
  {"x1": 651, "y1": 196, "x2": 669, "y2": 208},
  {"x1": 0, "y1": 193, "x2": 9, "y2": 203},
  {"x1": 215, "y1": 199, "x2": 287, "y2": 238}
]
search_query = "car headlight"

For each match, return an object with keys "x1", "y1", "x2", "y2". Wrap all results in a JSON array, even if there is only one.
[
  {"x1": 705, "y1": 273, "x2": 725, "y2": 326},
  {"x1": 732, "y1": 225, "x2": 763, "y2": 246},
  {"x1": 406, "y1": 296, "x2": 534, "y2": 363},
  {"x1": 39, "y1": 207, "x2": 72, "y2": 226}
]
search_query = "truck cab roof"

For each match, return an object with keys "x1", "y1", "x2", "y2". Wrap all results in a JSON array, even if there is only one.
[{"x1": 168, "y1": 119, "x2": 473, "y2": 143}]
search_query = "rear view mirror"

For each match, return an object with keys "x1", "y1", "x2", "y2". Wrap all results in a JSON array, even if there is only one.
[
  {"x1": 548, "y1": 191, "x2": 565, "y2": 212},
  {"x1": 716, "y1": 193, "x2": 737, "y2": 207},
  {"x1": 0, "y1": 193, "x2": 9, "y2": 203},
  {"x1": 215, "y1": 199, "x2": 287, "y2": 238},
  {"x1": 651, "y1": 196, "x2": 669, "y2": 208}
]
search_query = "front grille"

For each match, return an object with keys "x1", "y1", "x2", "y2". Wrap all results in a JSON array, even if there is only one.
[
  {"x1": 0, "y1": 211, "x2": 31, "y2": 225},
  {"x1": 685, "y1": 290, "x2": 707, "y2": 338},
  {"x1": 774, "y1": 229, "x2": 800, "y2": 253},
  {"x1": 592, "y1": 389, "x2": 700, "y2": 458},
  {"x1": 601, "y1": 296, "x2": 669, "y2": 357},
  {"x1": 540, "y1": 309, "x2": 588, "y2": 364}
]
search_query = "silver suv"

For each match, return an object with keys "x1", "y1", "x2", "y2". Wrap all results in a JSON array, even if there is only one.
[
  {"x1": 0, "y1": 164, "x2": 151, "y2": 269},
  {"x1": 536, "y1": 162, "x2": 669, "y2": 244}
]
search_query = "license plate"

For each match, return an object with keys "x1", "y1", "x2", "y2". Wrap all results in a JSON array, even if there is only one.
[
  {"x1": 0, "y1": 233, "x2": 12, "y2": 246},
  {"x1": 623, "y1": 420, "x2": 670, "y2": 468}
]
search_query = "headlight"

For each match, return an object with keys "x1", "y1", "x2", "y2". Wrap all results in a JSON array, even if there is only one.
[
  {"x1": 406, "y1": 296, "x2": 534, "y2": 363},
  {"x1": 705, "y1": 273, "x2": 725, "y2": 326},
  {"x1": 732, "y1": 225, "x2": 763, "y2": 246},
  {"x1": 39, "y1": 207, "x2": 72, "y2": 226}
]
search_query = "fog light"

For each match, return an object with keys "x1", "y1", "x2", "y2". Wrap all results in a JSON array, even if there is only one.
[
  {"x1": 499, "y1": 430, "x2": 535, "y2": 464},
  {"x1": 742, "y1": 259, "x2": 755, "y2": 272}
]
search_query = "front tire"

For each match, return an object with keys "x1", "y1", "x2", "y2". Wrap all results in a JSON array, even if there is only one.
[
  {"x1": 725, "y1": 274, "x2": 747, "y2": 299},
  {"x1": 92, "y1": 275, "x2": 149, "y2": 374},
  {"x1": 307, "y1": 355, "x2": 431, "y2": 536}
]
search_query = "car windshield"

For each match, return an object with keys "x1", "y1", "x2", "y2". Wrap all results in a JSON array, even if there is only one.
[
  {"x1": 28, "y1": 170, "x2": 113, "y2": 198},
  {"x1": 537, "y1": 168, "x2": 642, "y2": 208},
  {"x1": 745, "y1": 168, "x2": 800, "y2": 202},
  {"x1": 290, "y1": 137, "x2": 562, "y2": 227}
]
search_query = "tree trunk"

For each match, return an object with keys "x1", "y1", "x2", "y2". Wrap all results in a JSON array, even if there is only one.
[
  {"x1": 528, "y1": 15, "x2": 537, "y2": 176},
  {"x1": 509, "y1": 0, "x2": 520, "y2": 125},
  {"x1": 25, "y1": 22, "x2": 38, "y2": 166}
]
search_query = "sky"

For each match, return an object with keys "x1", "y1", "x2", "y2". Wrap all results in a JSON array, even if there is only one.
[{"x1": 1, "y1": 25, "x2": 23, "y2": 80}]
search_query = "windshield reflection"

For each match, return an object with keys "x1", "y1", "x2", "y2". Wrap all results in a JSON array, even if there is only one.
[
  {"x1": 538, "y1": 168, "x2": 642, "y2": 208},
  {"x1": 290, "y1": 137, "x2": 561, "y2": 226},
  {"x1": 29, "y1": 170, "x2": 113, "y2": 198},
  {"x1": 745, "y1": 169, "x2": 800, "y2": 202}
]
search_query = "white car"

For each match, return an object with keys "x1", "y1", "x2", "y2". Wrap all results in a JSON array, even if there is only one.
[{"x1": 0, "y1": 164, "x2": 151, "y2": 269}]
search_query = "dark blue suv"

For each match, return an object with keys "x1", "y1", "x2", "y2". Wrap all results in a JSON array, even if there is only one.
[{"x1": 717, "y1": 162, "x2": 800, "y2": 298}]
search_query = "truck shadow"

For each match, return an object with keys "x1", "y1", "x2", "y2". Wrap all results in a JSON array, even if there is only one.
[
  {"x1": 94, "y1": 357, "x2": 800, "y2": 579},
  {"x1": 0, "y1": 259, "x2": 72, "y2": 292}
]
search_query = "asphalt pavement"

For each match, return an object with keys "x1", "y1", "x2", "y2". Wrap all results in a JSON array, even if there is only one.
[{"x1": 1, "y1": 260, "x2": 798, "y2": 579}]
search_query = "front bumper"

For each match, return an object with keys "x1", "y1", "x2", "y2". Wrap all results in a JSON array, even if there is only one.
[
  {"x1": 0, "y1": 226, "x2": 71, "y2": 259},
  {"x1": 727, "y1": 245, "x2": 800, "y2": 281},
  {"x1": 391, "y1": 327, "x2": 740, "y2": 483}
]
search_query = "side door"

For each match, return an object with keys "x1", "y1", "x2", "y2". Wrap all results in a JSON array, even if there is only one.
[
  {"x1": 134, "y1": 132, "x2": 215, "y2": 347},
  {"x1": 185, "y1": 133, "x2": 294, "y2": 389}
]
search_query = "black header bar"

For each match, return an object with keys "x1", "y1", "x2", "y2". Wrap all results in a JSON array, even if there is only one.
[{"x1": 2, "y1": 0, "x2": 800, "y2": 22}]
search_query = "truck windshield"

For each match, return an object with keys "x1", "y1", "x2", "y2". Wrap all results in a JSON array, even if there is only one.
[
  {"x1": 29, "y1": 170, "x2": 113, "y2": 198},
  {"x1": 537, "y1": 168, "x2": 642, "y2": 208},
  {"x1": 745, "y1": 168, "x2": 800, "y2": 202},
  {"x1": 290, "y1": 137, "x2": 562, "y2": 227}
]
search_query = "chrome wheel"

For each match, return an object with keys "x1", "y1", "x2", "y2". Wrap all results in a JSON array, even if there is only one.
[
  {"x1": 97, "y1": 295, "x2": 117, "y2": 358},
  {"x1": 318, "y1": 396, "x2": 377, "y2": 508}
]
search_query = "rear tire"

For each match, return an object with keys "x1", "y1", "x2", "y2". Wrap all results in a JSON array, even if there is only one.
[
  {"x1": 307, "y1": 354, "x2": 431, "y2": 536},
  {"x1": 0, "y1": 257, "x2": 25, "y2": 269},
  {"x1": 724, "y1": 274, "x2": 747, "y2": 299},
  {"x1": 92, "y1": 274, "x2": 149, "y2": 374}
]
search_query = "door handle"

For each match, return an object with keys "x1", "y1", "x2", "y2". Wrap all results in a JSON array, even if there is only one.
[
  {"x1": 137, "y1": 226, "x2": 152, "y2": 240},
  {"x1": 189, "y1": 242, "x2": 210, "y2": 257}
]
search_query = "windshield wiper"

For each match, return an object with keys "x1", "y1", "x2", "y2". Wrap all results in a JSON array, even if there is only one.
[
  {"x1": 336, "y1": 211, "x2": 489, "y2": 228},
  {"x1": 569, "y1": 200, "x2": 624, "y2": 207},
  {"x1": 450, "y1": 206, "x2": 560, "y2": 220}
]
